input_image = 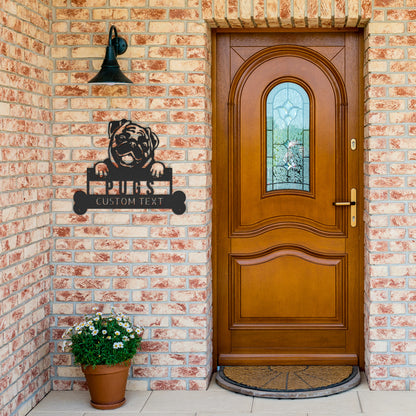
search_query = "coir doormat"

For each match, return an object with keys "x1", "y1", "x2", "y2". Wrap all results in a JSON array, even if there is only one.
[{"x1": 216, "y1": 365, "x2": 360, "y2": 399}]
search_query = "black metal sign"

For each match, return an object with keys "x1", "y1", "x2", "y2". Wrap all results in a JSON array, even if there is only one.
[{"x1": 73, "y1": 119, "x2": 186, "y2": 215}]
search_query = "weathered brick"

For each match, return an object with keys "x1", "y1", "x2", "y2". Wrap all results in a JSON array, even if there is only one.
[
  {"x1": 152, "y1": 303, "x2": 187, "y2": 314},
  {"x1": 4, "y1": 0, "x2": 416, "y2": 405},
  {"x1": 369, "y1": 303, "x2": 406, "y2": 314},
  {"x1": 150, "y1": 379, "x2": 187, "y2": 390},
  {"x1": 151, "y1": 353, "x2": 187, "y2": 365},
  {"x1": 367, "y1": 22, "x2": 405, "y2": 33}
]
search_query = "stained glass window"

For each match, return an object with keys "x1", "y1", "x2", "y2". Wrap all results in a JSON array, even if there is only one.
[{"x1": 266, "y1": 82, "x2": 310, "y2": 192}]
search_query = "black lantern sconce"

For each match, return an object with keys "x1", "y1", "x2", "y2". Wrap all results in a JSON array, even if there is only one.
[{"x1": 89, "y1": 25, "x2": 133, "y2": 85}]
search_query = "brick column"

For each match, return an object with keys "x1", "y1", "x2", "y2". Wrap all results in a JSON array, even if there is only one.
[{"x1": 0, "y1": 0, "x2": 53, "y2": 414}]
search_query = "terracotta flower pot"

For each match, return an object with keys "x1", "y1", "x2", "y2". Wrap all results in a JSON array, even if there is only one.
[{"x1": 82, "y1": 360, "x2": 130, "y2": 410}]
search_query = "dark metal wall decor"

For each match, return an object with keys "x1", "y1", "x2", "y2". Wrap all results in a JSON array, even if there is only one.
[{"x1": 73, "y1": 119, "x2": 186, "y2": 215}]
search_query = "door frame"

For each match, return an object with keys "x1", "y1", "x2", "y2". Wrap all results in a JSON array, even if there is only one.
[{"x1": 212, "y1": 28, "x2": 365, "y2": 369}]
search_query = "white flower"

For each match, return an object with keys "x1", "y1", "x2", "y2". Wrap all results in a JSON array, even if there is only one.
[
  {"x1": 62, "y1": 328, "x2": 72, "y2": 338},
  {"x1": 135, "y1": 327, "x2": 144, "y2": 336},
  {"x1": 122, "y1": 336, "x2": 129, "y2": 342},
  {"x1": 89, "y1": 326, "x2": 95, "y2": 331},
  {"x1": 63, "y1": 340, "x2": 72, "y2": 349},
  {"x1": 77, "y1": 331, "x2": 82, "y2": 334},
  {"x1": 130, "y1": 334, "x2": 135, "y2": 339},
  {"x1": 113, "y1": 342, "x2": 123, "y2": 349},
  {"x1": 92, "y1": 307, "x2": 98, "y2": 311},
  {"x1": 96, "y1": 312, "x2": 102, "y2": 316},
  {"x1": 116, "y1": 317, "x2": 122, "y2": 321},
  {"x1": 102, "y1": 330, "x2": 107, "y2": 335},
  {"x1": 107, "y1": 336, "x2": 111, "y2": 340},
  {"x1": 92, "y1": 330, "x2": 98, "y2": 336},
  {"x1": 115, "y1": 331, "x2": 120, "y2": 336},
  {"x1": 93, "y1": 317, "x2": 99, "y2": 321},
  {"x1": 126, "y1": 328, "x2": 133, "y2": 333}
]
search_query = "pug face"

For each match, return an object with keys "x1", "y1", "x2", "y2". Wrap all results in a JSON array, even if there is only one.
[{"x1": 109, "y1": 120, "x2": 159, "y2": 169}]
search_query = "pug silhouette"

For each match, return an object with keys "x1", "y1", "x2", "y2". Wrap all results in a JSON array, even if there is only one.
[{"x1": 95, "y1": 119, "x2": 165, "y2": 178}]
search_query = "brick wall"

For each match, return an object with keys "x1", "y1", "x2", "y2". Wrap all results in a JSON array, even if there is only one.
[
  {"x1": 50, "y1": 0, "x2": 212, "y2": 391},
  {"x1": 3, "y1": 1, "x2": 416, "y2": 414},
  {"x1": 363, "y1": 2, "x2": 416, "y2": 390},
  {"x1": 0, "y1": 0, "x2": 53, "y2": 415}
]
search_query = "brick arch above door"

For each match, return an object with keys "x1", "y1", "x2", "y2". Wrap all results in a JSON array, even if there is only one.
[{"x1": 202, "y1": 0, "x2": 371, "y2": 28}]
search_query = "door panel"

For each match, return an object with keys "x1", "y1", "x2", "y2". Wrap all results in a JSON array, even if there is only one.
[
  {"x1": 214, "y1": 32, "x2": 363, "y2": 366},
  {"x1": 232, "y1": 250, "x2": 343, "y2": 322},
  {"x1": 234, "y1": 50, "x2": 343, "y2": 236}
]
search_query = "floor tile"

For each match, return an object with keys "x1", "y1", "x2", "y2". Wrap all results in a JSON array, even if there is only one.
[
  {"x1": 84, "y1": 413, "x2": 139, "y2": 416},
  {"x1": 308, "y1": 410, "x2": 362, "y2": 416},
  {"x1": 27, "y1": 392, "x2": 91, "y2": 414},
  {"x1": 27, "y1": 413, "x2": 81, "y2": 416},
  {"x1": 25, "y1": 380, "x2": 416, "y2": 416},
  {"x1": 27, "y1": 391, "x2": 150, "y2": 414},
  {"x1": 198, "y1": 413, "x2": 306, "y2": 416},
  {"x1": 207, "y1": 374, "x2": 224, "y2": 391},
  {"x1": 140, "y1": 413, "x2": 195, "y2": 416},
  {"x1": 142, "y1": 390, "x2": 253, "y2": 413},
  {"x1": 361, "y1": 414, "x2": 415, "y2": 416},
  {"x1": 358, "y1": 391, "x2": 416, "y2": 415},
  {"x1": 252, "y1": 391, "x2": 361, "y2": 414},
  {"x1": 353, "y1": 372, "x2": 369, "y2": 391},
  {"x1": 307, "y1": 412, "x2": 362, "y2": 416}
]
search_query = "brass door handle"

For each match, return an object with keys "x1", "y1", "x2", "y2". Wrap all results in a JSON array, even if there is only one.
[
  {"x1": 333, "y1": 188, "x2": 357, "y2": 227},
  {"x1": 333, "y1": 201, "x2": 356, "y2": 206}
]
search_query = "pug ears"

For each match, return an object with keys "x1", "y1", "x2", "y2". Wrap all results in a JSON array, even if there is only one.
[
  {"x1": 108, "y1": 119, "x2": 129, "y2": 137},
  {"x1": 146, "y1": 127, "x2": 160, "y2": 151}
]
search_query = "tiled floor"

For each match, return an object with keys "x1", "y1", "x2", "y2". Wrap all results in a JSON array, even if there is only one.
[{"x1": 27, "y1": 374, "x2": 416, "y2": 416}]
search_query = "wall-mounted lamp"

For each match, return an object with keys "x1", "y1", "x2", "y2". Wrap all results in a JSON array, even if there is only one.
[{"x1": 89, "y1": 25, "x2": 133, "y2": 85}]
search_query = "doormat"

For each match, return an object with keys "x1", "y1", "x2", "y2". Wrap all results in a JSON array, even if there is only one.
[{"x1": 216, "y1": 365, "x2": 360, "y2": 399}]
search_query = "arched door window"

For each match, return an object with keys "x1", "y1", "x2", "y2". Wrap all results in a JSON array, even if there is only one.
[{"x1": 266, "y1": 82, "x2": 310, "y2": 192}]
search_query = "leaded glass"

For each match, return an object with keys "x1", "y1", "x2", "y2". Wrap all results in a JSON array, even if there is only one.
[{"x1": 266, "y1": 82, "x2": 310, "y2": 192}]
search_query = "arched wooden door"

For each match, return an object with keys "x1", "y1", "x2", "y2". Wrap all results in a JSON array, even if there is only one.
[{"x1": 214, "y1": 32, "x2": 363, "y2": 366}]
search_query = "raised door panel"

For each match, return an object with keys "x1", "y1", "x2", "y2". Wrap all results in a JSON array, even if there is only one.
[
  {"x1": 230, "y1": 47, "x2": 348, "y2": 237},
  {"x1": 230, "y1": 248, "x2": 346, "y2": 327}
]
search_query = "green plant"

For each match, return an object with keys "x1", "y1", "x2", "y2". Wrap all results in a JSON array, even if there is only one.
[{"x1": 62, "y1": 308, "x2": 144, "y2": 367}]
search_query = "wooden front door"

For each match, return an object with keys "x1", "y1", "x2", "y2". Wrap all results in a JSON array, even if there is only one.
[{"x1": 214, "y1": 32, "x2": 363, "y2": 366}]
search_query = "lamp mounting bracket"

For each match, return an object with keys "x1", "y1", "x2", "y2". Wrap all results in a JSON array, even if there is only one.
[
  {"x1": 109, "y1": 25, "x2": 128, "y2": 56},
  {"x1": 114, "y1": 37, "x2": 127, "y2": 55}
]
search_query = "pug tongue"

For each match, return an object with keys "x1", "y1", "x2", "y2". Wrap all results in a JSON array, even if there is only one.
[{"x1": 122, "y1": 155, "x2": 134, "y2": 164}]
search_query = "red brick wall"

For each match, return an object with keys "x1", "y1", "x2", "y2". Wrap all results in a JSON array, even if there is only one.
[
  {"x1": 0, "y1": 0, "x2": 53, "y2": 414},
  {"x1": 363, "y1": 5, "x2": 416, "y2": 391},
  {"x1": 50, "y1": 0, "x2": 212, "y2": 391},
  {"x1": 3, "y1": 2, "x2": 416, "y2": 414}
]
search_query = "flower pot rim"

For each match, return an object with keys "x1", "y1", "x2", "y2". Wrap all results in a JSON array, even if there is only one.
[{"x1": 81, "y1": 360, "x2": 131, "y2": 374}]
